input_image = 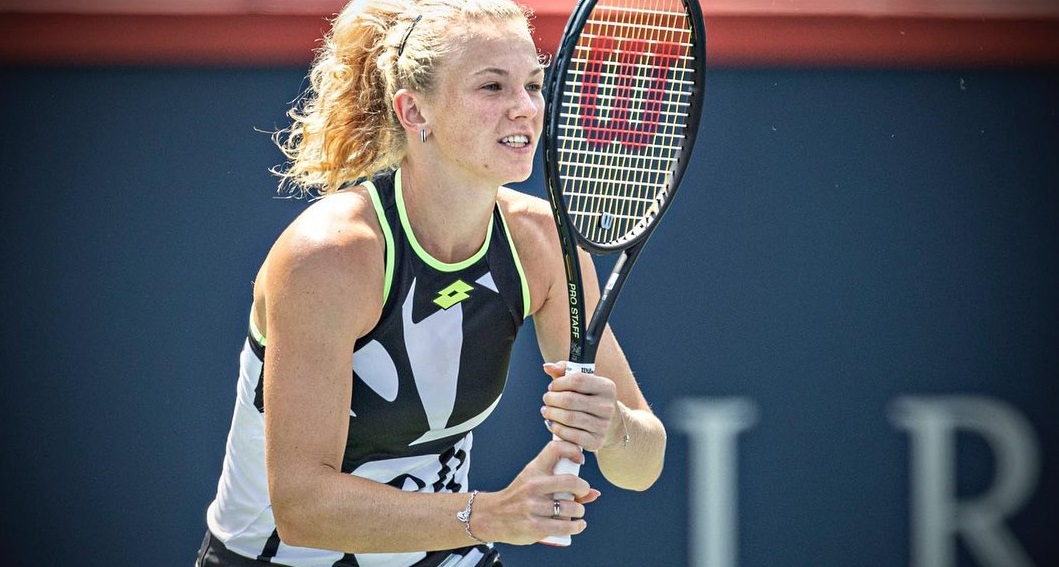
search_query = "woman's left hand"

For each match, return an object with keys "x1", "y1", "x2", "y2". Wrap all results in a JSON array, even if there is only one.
[{"x1": 541, "y1": 361, "x2": 623, "y2": 452}]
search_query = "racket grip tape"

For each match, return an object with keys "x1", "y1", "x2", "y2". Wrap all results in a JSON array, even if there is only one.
[{"x1": 540, "y1": 361, "x2": 595, "y2": 547}]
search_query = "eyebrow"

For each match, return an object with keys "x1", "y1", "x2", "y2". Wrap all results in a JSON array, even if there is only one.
[{"x1": 473, "y1": 67, "x2": 546, "y2": 78}]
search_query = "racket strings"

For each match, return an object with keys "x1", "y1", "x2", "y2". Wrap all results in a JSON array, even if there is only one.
[{"x1": 557, "y1": 0, "x2": 697, "y2": 247}]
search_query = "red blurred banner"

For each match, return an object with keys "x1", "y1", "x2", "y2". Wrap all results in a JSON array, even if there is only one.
[{"x1": 1, "y1": 0, "x2": 1057, "y2": 67}]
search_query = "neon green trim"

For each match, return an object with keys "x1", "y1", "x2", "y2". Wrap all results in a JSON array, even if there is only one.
[
  {"x1": 246, "y1": 181, "x2": 394, "y2": 347},
  {"x1": 249, "y1": 313, "x2": 266, "y2": 346},
  {"x1": 364, "y1": 179, "x2": 395, "y2": 305},
  {"x1": 496, "y1": 204, "x2": 532, "y2": 319},
  {"x1": 395, "y1": 168, "x2": 492, "y2": 273}
]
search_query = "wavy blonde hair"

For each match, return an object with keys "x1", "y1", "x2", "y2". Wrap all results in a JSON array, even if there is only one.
[{"x1": 273, "y1": 0, "x2": 534, "y2": 197}]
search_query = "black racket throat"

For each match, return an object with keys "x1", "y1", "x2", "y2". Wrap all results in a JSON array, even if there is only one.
[{"x1": 575, "y1": 244, "x2": 645, "y2": 364}]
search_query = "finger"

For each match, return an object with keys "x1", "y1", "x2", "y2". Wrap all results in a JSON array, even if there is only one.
[
  {"x1": 542, "y1": 393, "x2": 614, "y2": 422},
  {"x1": 543, "y1": 404, "x2": 609, "y2": 435},
  {"x1": 543, "y1": 362, "x2": 602, "y2": 391},
  {"x1": 547, "y1": 498, "x2": 586, "y2": 519},
  {"x1": 546, "y1": 418, "x2": 606, "y2": 452},
  {"x1": 533, "y1": 439, "x2": 584, "y2": 473},
  {"x1": 547, "y1": 372, "x2": 616, "y2": 399},
  {"x1": 542, "y1": 517, "x2": 588, "y2": 540},
  {"x1": 574, "y1": 488, "x2": 602, "y2": 505},
  {"x1": 551, "y1": 439, "x2": 585, "y2": 467},
  {"x1": 542, "y1": 394, "x2": 614, "y2": 441},
  {"x1": 549, "y1": 466, "x2": 593, "y2": 498},
  {"x1": 542, "y1": 361, "x2": 566, "y2": 379}
]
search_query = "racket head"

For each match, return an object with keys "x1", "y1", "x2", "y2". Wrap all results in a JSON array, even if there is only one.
[{"x1": 544, "y1": 0, "x2": 707, "y2": 255}]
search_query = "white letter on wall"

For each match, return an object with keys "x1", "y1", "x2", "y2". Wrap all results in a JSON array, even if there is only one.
[
  {"x1": 889, "y1": 395, "x2": 1040, "y2": 567},
  {"x1": 672, "y1": 397, "x2": 759, "y2": 567}
]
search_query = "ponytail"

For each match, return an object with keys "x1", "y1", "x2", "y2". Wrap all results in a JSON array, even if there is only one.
[{"x1": 273, "y1": 0, "x2": 533, "y2": 197}]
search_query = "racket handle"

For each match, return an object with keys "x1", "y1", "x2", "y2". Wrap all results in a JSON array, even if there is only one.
[{"x1": 541, "y1": 361, "x2": 594, "y2": 547}]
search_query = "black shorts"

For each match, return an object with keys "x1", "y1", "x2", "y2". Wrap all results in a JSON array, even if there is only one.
[{"x1": 196, "y1": 530, "x2": 503, "y2": 567}]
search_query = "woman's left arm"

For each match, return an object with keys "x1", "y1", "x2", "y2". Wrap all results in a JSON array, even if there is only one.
[
  {"x1": 504, "y1": 190, "x2": 666, "y2": 491},
  {"x1": 536, "y1": 282, "x2": 667, "y2": 492}
]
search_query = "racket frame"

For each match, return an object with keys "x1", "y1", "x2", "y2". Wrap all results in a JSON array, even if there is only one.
[
  {"x1": 538, "y1": 0, "x2": 706, "y2": 546},
  {"x1": 543, "y1": 0, "x2": 707, "y2": 365}
]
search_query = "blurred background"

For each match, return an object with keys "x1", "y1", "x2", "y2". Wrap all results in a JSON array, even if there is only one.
[{"x1": 1, "y1": 1, "x2": 1056, "y2": 565}]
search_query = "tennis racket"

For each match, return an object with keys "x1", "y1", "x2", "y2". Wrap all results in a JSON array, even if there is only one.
[{"x1": 541, "y1": 0, "x2": 706, "y2": 546}]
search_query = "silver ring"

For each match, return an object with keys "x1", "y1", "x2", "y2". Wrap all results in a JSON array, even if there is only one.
[{"x1": 553, "y1": 500, "x2": 562, "y2": 517}]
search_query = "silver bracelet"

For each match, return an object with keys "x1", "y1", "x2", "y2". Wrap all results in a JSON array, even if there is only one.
[{"x1": 456, "y1": 490, "x2": 488, "y2": 545}]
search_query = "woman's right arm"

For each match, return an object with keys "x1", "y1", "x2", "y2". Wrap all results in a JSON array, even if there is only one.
[{"x1": 258, "y1": 193, "x2": 593, "y2": 553}]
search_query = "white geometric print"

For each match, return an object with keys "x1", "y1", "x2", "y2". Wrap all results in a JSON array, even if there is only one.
[
  {"x1": 352, "y1": 339, "x2": 399, "y2": 402},
  {"x1": 403, "y1": 279, "x2": 463, "y2": 433},
  {"x1": 475, "y1": 272, "x2": 498, "y2": 293}
]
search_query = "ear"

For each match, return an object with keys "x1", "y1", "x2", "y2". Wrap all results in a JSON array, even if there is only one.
[{"x1": 393, "y1": 89, "x2": 429, "y2": 137}]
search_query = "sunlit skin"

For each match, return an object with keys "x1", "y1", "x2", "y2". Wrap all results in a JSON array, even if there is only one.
[
  {"x1": 392, "y1": 20, "x2": 545, "y2": 263},
  {"x1": 409, "y1": 20, "x2": 544, "y2": 189},
  {"x1": 247, "y1": 12, "x2": 666, "y2": 557}
]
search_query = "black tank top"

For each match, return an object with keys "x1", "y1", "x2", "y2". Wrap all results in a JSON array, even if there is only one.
[
  {"x1": 214, "y1": 169, "x2": 530, "y2": 567},
  {"x1": 339, "y1": 168, "x2": 530, "y2": 472}
]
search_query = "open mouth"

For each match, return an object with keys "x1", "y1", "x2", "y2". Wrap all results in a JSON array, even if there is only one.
[{"x1": 500, "y1": 134, "x2": 531, "y2": 148}]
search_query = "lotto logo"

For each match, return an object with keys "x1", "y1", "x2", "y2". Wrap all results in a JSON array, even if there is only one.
[{"x1": 434, "y1": 280, "x2": 473, "y2": 309}]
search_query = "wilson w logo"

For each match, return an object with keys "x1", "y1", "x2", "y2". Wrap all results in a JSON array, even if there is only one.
[{"x1": 579, "y1": 37, "x2": 680, "y2": 150}]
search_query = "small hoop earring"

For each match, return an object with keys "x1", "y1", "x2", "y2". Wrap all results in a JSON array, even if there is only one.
[{"x1": 420, "y1": 129, "x2": 428, "y2": 143}]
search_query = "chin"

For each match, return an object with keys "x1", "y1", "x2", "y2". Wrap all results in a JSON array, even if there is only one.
[
  {"x1": 508, "y1": 161, "x2": 537, "y2": 183},
  {"x1": 486, "y1": 155, "x2": 536, "y2": 186},
  {"x1": 509, "y1": 169, "x2": 533, "y2": 183}
]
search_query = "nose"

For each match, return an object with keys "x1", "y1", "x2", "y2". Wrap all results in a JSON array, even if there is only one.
[{"x1": 509, "y1": 88, "x2": 542, "y2": 121}]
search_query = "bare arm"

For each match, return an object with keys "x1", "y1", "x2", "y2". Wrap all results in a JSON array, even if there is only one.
[
  {"x1": 502, "y1": 190, "x2": 667, "y2": 492},
  {"x1": 535, "y1": 253, "x2": 667, "y2": 491},
  {"x1": 259, "y1": 192, "x2": 594, "y2": 552}
]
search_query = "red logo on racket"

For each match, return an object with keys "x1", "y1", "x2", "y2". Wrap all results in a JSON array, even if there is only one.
[{"x1": 580, "y1": 38, "x2": 680, "y2": 150}]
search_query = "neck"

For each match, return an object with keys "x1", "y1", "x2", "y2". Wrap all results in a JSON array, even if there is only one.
[{"x1": 398, "y1": 161, "x2": 498, "y2": 264}]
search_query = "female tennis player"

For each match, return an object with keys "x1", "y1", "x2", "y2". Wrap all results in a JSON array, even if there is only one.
[{"x1": 197, "y1": 1, "x2": 666, "y2": 565}]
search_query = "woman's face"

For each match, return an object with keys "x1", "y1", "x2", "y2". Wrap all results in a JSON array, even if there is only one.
[{"x1": 419, "y1": 18, "x2": 545, "y2": 188}]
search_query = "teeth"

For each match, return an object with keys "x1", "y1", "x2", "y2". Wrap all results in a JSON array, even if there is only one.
[{"x1": 501, "y1": 135, "x2": 530, "y2": 147}]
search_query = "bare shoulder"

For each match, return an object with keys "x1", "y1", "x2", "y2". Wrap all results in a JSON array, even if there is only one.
[
  {"x1": 254, "y1": 185, "x2": 386, "y2": 338},
  {"x1": 497, "y1": 187, "x2": 563, "y2": 316},
  {"x1": 496, "y1": 188, "x2": 557, "y2": 248}
]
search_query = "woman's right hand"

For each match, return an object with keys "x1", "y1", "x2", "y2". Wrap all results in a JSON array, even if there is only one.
[{"x1": 472, "y1": 440, "x2": 600, "y2": 545}]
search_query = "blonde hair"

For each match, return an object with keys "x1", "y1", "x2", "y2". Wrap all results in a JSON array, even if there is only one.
[{"x1": 273, "y1": 0, "x2": 534, "y2": 197}]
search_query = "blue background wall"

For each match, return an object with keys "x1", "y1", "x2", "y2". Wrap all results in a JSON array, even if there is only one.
[{"x1": 1, "y1": 66, "x2": 1055, "y2": 566}]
